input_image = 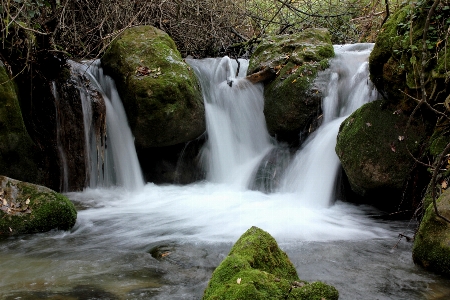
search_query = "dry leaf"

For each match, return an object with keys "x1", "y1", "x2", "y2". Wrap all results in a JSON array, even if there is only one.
[
  {"x1": 390, "y1": 143, "x2": 396, "y2": 152},
  {"x1": 136, "y1": 66, "x2": 151, "y2": 76},
  {"x1": 2, "y1": 198, "x2": 7, "y2": 206},
  {"x1": 25, "y1": 198, "x2": 30, "y2": 205},
  {"x1": 161, "y1": 252, "x2": 170, "y2": 258},
  {"x1": 292, "y1": 281, "x2": 305, "y2": 287},
  {"x1": 292, "y1": 79, "x2": 297, "y2": 83},
  {"x1": 442, "y1": 180, "x2": 448, "y2": 190},
  {"x1": 237, "y1": 278, "x2": 241, "y2": 284}
]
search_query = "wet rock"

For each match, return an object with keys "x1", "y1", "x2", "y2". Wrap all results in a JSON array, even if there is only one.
[
  {"x1": 251, "y1": 146, "x2": 291, "y2": 193},
  {"x1": 101, "y1": 25, "x2": 205, "y2": 149},
  {"x1": 247, "y1": 29, "x2": 334, "y2": 144},
  {"x1": 0, "y1": 175, "x2": 77, "y2": 236},
  {"x1": 203, "y1": 226, "x2": 338, "y2": 299},
  {"x1": 0, "y1": 61, "x2": 40, "y2": 184},
  {"x1": 413, "y1": 189, "x2": 450, "y2": 276},
  {"x1": 335, "y1": 100, "x2": 427, "y2": 210},
  {"x1": 138, "y1": 136, "x2": 205, "y2": 184},
  {"x1": 52, "y1": 62, "x2": 107, "y2": 191}
]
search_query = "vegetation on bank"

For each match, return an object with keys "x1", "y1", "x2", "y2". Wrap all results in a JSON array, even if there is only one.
[{"x1": 0, "y1": 0, "x2": 397, "y2": 67}]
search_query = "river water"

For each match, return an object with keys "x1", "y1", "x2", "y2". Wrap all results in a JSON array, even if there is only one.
[{"x1": 1, "y1": 44, "x2": 449, "y2": 299}]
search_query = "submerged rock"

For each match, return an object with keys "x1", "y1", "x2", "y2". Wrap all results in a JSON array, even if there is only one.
[
  {"x1": 101, "y1": 25, "x2": 205, "y2": 149},
  {"x1": 247, "y1": 29, "x2": 334, "y2": 144},
  {"x1": 0, "y1": 175, "x2": 77, "y2": 236},
  {"x1": 335, "y1": 100, "x2": 427, "y2": 210},
  {"x1": 413, "y1": 190, "x2": 450, "y2": 276},
  {"x1": 203, "y1": 226, "x2": 338, "y2": 300},
  {"x1": 0, "y1": 61, "x2": 40, "y2": 184}
]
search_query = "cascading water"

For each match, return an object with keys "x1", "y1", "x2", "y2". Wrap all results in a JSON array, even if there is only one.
[
  {"x1": 2, "y1": 46, "x2": 449, "y2": 300},
  {"x1": 187, "y1": 57, "x2": 274, "y2": 188},
  {"x1": 280, "y1": 43, "x2": 379, "y2": 207},
  {"x1": 51, "y1": 82, "x2": 69, "y2": 192},
  {"x1": 188, "y1": 44, "x2": 377, "y2": 201},
  {"x1": 70, "y1": 60, "x2": 144, "y2": 190}
]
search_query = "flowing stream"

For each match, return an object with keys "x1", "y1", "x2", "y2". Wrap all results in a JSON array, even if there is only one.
[
  {"x1": 70, "y1": 60, "x2": 145, "y2": 190},
  {"x1": 1, "y1": 45, "x2": 450, "y2": 299}
]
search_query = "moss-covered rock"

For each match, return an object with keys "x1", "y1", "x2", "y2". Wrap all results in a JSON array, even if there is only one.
[
  {"x1": 335, "y1": 100, "x2": 427, "y2": 209},
  {"x1": 0, "y1": 61, "x2": 40, "y2": 183},
  {"x1": 248, "y1": 29, "x2": 334, "y2": 143},
  {"x1": 413, "y1": 189, "x2": 450, "y2": 276},
  {"x1": 101, "y1": 25, "x2": 205, "y2": 149},
  {"x1": 369, "y1": 1, "x2": 450, "y2": 111},
  {"x1": 0, "y1": 175, "x2": 76, "y2": 236},
  {"x1": 203, "y1": 226, "x2": 338, "y2": 300}
]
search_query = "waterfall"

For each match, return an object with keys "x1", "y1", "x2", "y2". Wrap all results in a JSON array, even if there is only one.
[
  {"x1": 187, "y1": 57, "x2": 274, "y2": 188},
  {"x1": 187, "y1": 44, "x2": 377, "y2": 204},
  {"x1": 279, "y1": 43, "x2": 378, "y2": 206},
  {"x1": 70, "y1": 60, "x2": 144, "y2": 190},
  {"x1": 51, "y1": 82, "x2": 69, "y2": 192}
]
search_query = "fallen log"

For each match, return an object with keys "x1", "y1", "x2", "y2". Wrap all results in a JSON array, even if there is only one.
[
  {"x1": 225, "y1": 66, "x2": 277, "y2": 88},
  {"x1": 246, "y1": 67, "x2": 277, "y2": 84}
]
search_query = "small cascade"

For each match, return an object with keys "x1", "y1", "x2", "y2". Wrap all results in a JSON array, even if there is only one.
[
  {"x1": 187, "y1": 57, "x2": 274, "y2": 188},
  {"x1": 70, "y1": 60, "x2": 144, "y2": 190},
  {"x1": 280, "y1": 43, "x2": 379, "y2": 206},
  {"x1": 51, "y1": 82, "x2": 69, "y2": 192}
]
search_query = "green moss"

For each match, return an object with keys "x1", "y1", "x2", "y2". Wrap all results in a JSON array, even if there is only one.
[
  {"x1": 290, "y1": 282, "x2": 339, "y2": 300},
  {"x1": 102, "y1": 25, "x2": 205, "y2": 148},
  {"x1": 335, "y1": 100, "x2": 426, "y2": 204},
  {"x1": 203, "y1": 226, "x2": 338, "y2": 300},
  {"x1": 0, "y1": 176, "x2": 76, "y2": 236},
  {"x1": 0, "y1": 62, "x2": 39, "y2": 183},
  {"x1": 369, "y1": 1, "x2": 450, "y2": 109},
  {"x1": 248, "y1": 29, "x2": 334, "y2": 141},
  {"x1": 413, "y1": 190, "x2": 450, "y2": 276}
]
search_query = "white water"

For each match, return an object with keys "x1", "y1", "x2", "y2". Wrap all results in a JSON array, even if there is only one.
[
  {"x1": 70, "y1": 60, "x2": 144, "y2": 190},
  {"x1": 187, "y1": 57, "x2": 274, "y2": 188},
  {"x1": 51, "y1": 82, "x2": 69, "y2": 192},
  {"x1": 3, "y1": 45, "x2": 449, "y2": 300},
  {"x1": 280, "y1": 44, "x2": 379, "y2": 207},
  {"x1": 63, "y1": 44, "x2": 381, "y2": 242}
]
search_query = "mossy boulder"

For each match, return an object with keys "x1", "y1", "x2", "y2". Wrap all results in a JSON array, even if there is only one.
[
  {"x1": 0, "y1": 175, "x2": 77, "y2": 236},
  {"x1": 413, "y1": 190, "x2": 450, "y2": 276},
  {"x1": 101, "y1": 25, "x2": 205, "y2": 149},
  {"x1": 248, "y1": 29, "x2": 334, "y2": 143},
  {"x1": 203, "y1": 226, "x2": 338, "y2": 300},
  {"x1": 335, "y1": 100, "x2": 427, "y2": 209},
  {"x1": 369, "y1": 1, "x2": 450, "y2": 111},
  {"x1": 0, "y1": 61, "x2": 39, "y2": 183}
]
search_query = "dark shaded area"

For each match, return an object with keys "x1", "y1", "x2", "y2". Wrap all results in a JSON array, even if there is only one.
[{"x1": 138, "y1": 135, "x2": 206, "y2": 184}]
